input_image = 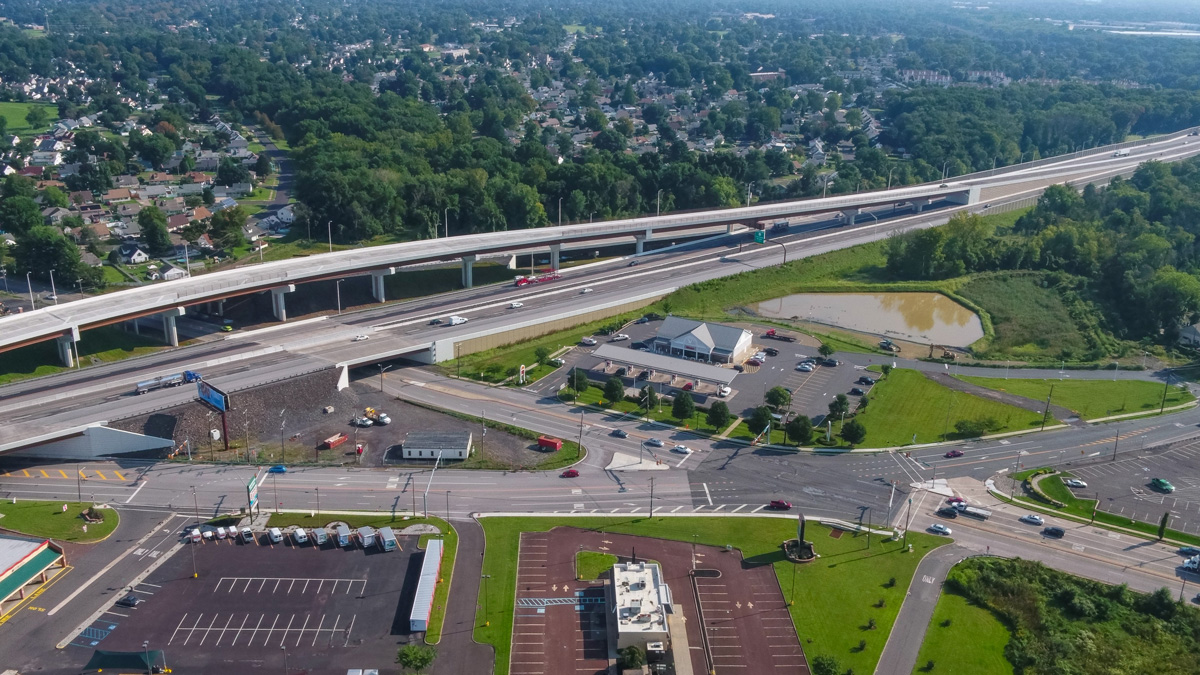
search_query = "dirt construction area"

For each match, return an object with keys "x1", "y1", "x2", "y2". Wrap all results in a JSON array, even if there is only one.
[{"x1": 511, "y1": 527, "x2": 808, "y2": 675}]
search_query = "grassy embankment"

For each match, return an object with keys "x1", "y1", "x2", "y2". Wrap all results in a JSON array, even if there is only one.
[
  {"x1": 912, "y1": 591, "x2": 1014, "y2": 675},
  {"x1": 0, "y1": 500, "x2": 119, "y2": 543},
  {"x1": 0, "y1": 326, "x2": 168, "y2": 386},
  {"x1": 957, "y1": 376, "x2": 1194, "y2": 420},
  {"x1": 266, "y1": 513, "x2": 457, "y2": 642},
  {"x1": 475, "y1": 516, "x2": 947, "y2": 675}
]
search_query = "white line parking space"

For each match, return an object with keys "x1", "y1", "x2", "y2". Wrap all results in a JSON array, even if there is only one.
[
  {"x1": 168, "y1": 612, "x2": 356, "y2": 647},
  {"x1": 212, "y1": 577, "x2": 367, "y2": 595}
]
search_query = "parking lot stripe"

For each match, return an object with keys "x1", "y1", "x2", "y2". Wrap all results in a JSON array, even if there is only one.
[
  {"x1": 295, "y1": 614, "x2": 310, "y2": 646},
  {"x1": 288, "y1": 579, "x2": 296, "y2": 594},
  {"x1": 229, "y1": 614, "x2": 249, "y2": 646},
  {"x1": 311, "y1": 614, "x2": 326, "y2": 647},
  {"x1": 247, "y1": 613, "x2": 265, "y2": 646},
  {"x1": 182, "y1": 613, "x2": 204, "y2": 646},
  {"x1": 213, "y1": 614, "x2": 234, "y2": 646},
  {"x1": 169, "y1": 613, "x2": 189, "y2": 645},
  {"x1": 343, "y1": 614, "x2": 356, "y2": 647},
  {"x1": 198, "y1": 613, "x2": 219, "y2": 646},
  {"x1": 327, "y1": 615, "x2": 340, "y2": 647},
  {"x1": 263, "y1": 613, "x2": 279, "y2": 645},
  {"x1": 279, "y1": 614, "x2": 295, "y2": 646}
]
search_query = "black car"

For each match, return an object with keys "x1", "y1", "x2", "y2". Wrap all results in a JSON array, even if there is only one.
[
  {"x1": 611, "y1": 429, "x2": 629, "y2": 438},
  {"x1": 1042, "y1": 526, "x2": 1066, "y2": 539},
  {"x1": 764, "y1": 347, "x2": 779, "y2": 357},
  {"x1": 630, "y1": 341, "x2": 647, "y2": 350},
  {"x1": 849, "y1": 387, "x2": 866, "y2": 396},
  {"x1": 636, "y1": 371, "x2": 650, "y2": 381},
  {"x1": 857, "y1": 376, "x2": 876, "y2": 385},
  {"x1": 116, "y1": 594, "x2": 143, "y2": 608},
  {"x1": 615, "y1": 367, "x2": 627, "y2": 377},
  {"x1": 634, "y1": 317, "x2": 649, "y2": 324},
  {"x1": 628, "y1": 260, "x2": 640, "y2": 267},
  {"x1": 428, "y1": 318, "x2": 443, "y2": 325},
  {"x1": 821, "y1": 358, "x2": 840, "y2": 367},
  {"x1": 936, "y1": 507, "x2": 959, "y2": 519}
]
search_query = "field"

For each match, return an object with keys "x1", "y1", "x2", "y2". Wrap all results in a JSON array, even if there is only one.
[
  {"x1": 0, "y1": 326, "x2": 167, "y2": 386},
  {"x1": 0, "y1": 500, "x2": 119, "y2": 543},
  {"x1": 575, "y1": 550, "x2": 618, "y2": 580},
  {"x1": 912, "y1": 591, "x2": 1014, "y2": 675},
  {"x1": 958, "y1": 274, "x2": 1091, "y2": 360},
  {"x1": 475, "y1": 516, "x2": 947, "y2": 675},
  {"x1": 573, "y1": 386, "x2": 716, "y2": 433},
  {"x1": 956, "y1": 376, "x2": 1194, "y2": 420},
  {"x1": 0, "y1": 101, "x2": 59, "y2": 134},
  {"x1": 266, "y1": 513, "x2": 457, "y2": 642},
  {"x1": 827, "y1": 369, "x2": 1047, "y2": 447}
]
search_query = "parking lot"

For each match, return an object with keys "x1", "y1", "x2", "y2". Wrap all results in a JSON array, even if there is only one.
[
  {"x1": 70, "y1": 528, "x2": 428, "y2": 673},
  {"x1": 510, "y1": 527, "x2": 807, "y2": 675},
  {"x1": 1060, "y1": 436, "x2": 1200, "y2": 535},
  {"x1": 556, "y1": 318, "x2": 875, "y2": 422}
]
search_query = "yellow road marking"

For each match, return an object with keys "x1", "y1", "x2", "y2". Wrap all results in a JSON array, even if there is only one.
[
  {"x1": 21, "y1": 470, "x2": 29, "y2": 477},
  {"x1": 78, "y1": 470, "x2": 87, "y2": 480},
  {"x1": 113, "y1": 471, "x2": 125, "y2": 481},
  {"x1": 0, "y1": 565, "x2": 73, "y2": 625},
  {"x1": 59, "y1": 469, "x2": 68, "y2": 478},
  {"x1": 40, "y1": 470, "x2": 49, "y2": 478},
  {"x1": 94, "y1": 471, "x2": 106, "y2": 480}
]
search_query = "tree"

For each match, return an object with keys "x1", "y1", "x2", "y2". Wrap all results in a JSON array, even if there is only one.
[
  {"x1": 604, "y1": 376, "x2": 625, "y2": 404},
  {"x1": 396, "y1": 644, "x2": 436, "y2": 670},
  {"x1": 41, "y1": 186, "x2": 69, "y2": 208},
  {"x1": 593, "y1": 128, "x2": 625, "y2": 153},
  {"x1": 617, "y1": 645, "x2": 645, "y2": 669},
  {"x1": 11, "y1": 226, "x2": 81, "y2": 281},
  {"x1": 811, "y1": 655, "x2": 841, "y2": 675},
  {"x1": 130, "y1": 133, "x2": 176, "y2": 168},
  {"x1": 706, "y1": 400, "x2": 731, "y2": 430},
  {"x1": 138, "y1": 206, "x2": 172, "y2": 254},
  {"x1": 641, "y1": 385, "x2": 659, "y2": 409},
  {"x1": 765, "y1": 386, "x2": 792, "y2": 410},
  {"x1": 1158, "y1": 511, "x2": 1170, "y2": 540},
  {"x1": 841, "y1": 419, "x2": 867, "y2": 446},
  {"x1": 216, "y1": 157, "x2": 251, "y2": 186},
  {"x1": 672, "y1": 391, "x2": 696, "y2": 420},
  {"x1": 748, "y1": 405, "x2": 774, "y2": 434},
  {"x1": 818, "y1": 343, "x2": 835, "y2": 357},
  {"x1": 202, "y1": 187, "x2": 215, "y2": 205},
  {"x1": 254, "y1": 153, "x2": 272, "y2": 176},
  {"x1": 881, "y1": 364, "x2": 893, "y2": 378},
  {"x1": 785, "y1": 415, "x2": 813, "y2": 444},
  {"x1": 534, "y1": 346, "x2": 551, "y2": 365},
  {"x1": 209, "y1": 206, "x2": 248, "y2": 250},
  {"x1": 0, "y1": 196, "x2": 45, "y2": 236},
  {"x1": 24, "y1": 106, "x2": 49, "y2": 131},
  {"x1": 569, "y1": 368, "x2": 591, "y2": 392},
  {"x1": 828, "y1": 394, "x2": 850, "y2": 418}
]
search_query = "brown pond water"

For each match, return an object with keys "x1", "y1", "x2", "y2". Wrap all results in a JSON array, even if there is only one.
[{"x1": 752, "y1": 292, "x2": 984, "y2": 347}]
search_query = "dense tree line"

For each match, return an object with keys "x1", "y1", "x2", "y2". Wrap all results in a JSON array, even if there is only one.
[{"x1": 885, "y1": 160, "x2": 1200, "y2": 345}]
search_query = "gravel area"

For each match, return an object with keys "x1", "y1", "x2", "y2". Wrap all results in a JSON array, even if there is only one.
[{"x1": 378, "y1": 399, "x2": 556, "y2": 470}]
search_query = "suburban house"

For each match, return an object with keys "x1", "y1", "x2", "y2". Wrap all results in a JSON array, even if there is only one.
[
  {"x1": 651, "y1": 317, "x2": 754, "y2": 364},
  {"x1": 119, "y1": 244, "x2": 150, "y2": 264}
]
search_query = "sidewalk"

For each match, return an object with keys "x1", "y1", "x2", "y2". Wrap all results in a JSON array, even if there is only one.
[
  {"x1": 430, "y1": 518, "x2": 494, "y2": 674},
  {"x1": 873, "y1": 545, "x2": 973, "y2": 675}
]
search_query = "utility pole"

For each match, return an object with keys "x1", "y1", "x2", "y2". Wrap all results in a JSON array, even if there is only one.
[
  {"x1": 446, "y1": 490, "x2": 451, "y2": 520},
  {"x1": 1040, "y1": 385, "x2": 1055, "y2": 431},
  {"x1": 1160, "y1": 374, "x2": 1171, "y2": 414},
  {"x1": 316, "y1": 487, "x2": 320, "y2": 519},
  {"x1": 327, "y1": 221, "x2": 333, "y2": 252},
  {"x1": 902, "y1": 497, "x2": 913, "y2": 548},
  {"x1": 866, "y1": 507, "x2": 872, "y2": 548},
  {"x1": 577, "y1": 410, "x2": 585, "y2": 452},
  {"x1": 1111, "y1": 422, "x2": 1120, "y2": 462},
  {"x1": 648, "y1": 476, "x2": 655, "y2": 516}
]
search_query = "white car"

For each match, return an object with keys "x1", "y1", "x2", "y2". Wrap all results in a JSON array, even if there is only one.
[
  {"x1": 581, "y1": 337, "x2": 597, "y2": 346},
  {"x1": 1064, "y1": 479, "x2": 1088, "y2": 488},
  {"x1": 753, "y1": 352, "x2": 767, "y2": 360},
  {"x1": 796, "y1": 364, "x2": 814, "y2": 372},
  {"x1": 646, "y1": 438, "x2": 665, "y2": 447},
  {"x1": 929, "y1": 523, "x2": 952, "y2": 536},
  {"x1": 352, "y1": 335, "x2": 370, "y2": 342},
  {"x1": 611, "y1": 334, "x2": 630, "y2": 342},
  {"x1": 509, "y1": 302, "x2": 524, "y2": 309},
  {"x1": 581, "y1": 288, "x2": 593, "y2": 294},
  {"x1": 671, "y1": 445, "x2": 693, "y2": 455},
  {"x1": 1020, "y1": 514, "x2": 1044, "y2": 526},
  {"x1": 717, "y1": 385, "x2": 732, "y2": 397}
]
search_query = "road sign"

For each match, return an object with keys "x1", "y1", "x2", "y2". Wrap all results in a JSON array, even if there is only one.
[
  {"x1": 247, "y1": 475, "x2": 259, "y2": 511},
  {"x1": 754, "y1": 231, "x2": 765, "y2": 244}
]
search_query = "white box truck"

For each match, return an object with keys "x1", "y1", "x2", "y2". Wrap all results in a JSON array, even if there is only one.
[
  {"x1": 449, "y1": 315, "x2": 468, "y2": 326},
  {"x1": 1113, "y1": 148, "x2": 1130, "y2": 157},
  {"x1": 358, "y1": 526, "x2": 376, "y2": 548},
  {"x1": 336, "y1": 524, "x2": 352, "y2": 547}
]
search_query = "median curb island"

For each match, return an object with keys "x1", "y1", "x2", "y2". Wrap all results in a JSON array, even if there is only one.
[{"x1": 473, "y1": 511, "x2": 896, "y2": 536}]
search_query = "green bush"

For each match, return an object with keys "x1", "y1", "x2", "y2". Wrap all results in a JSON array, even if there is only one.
[{"x1": 396, "y1": 644, "x2": 436, "y2": 671}]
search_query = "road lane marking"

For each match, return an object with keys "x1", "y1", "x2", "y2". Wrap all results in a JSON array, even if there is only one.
[{"x1": 703, "y1": 483, "x2": 712, "y2": 505}]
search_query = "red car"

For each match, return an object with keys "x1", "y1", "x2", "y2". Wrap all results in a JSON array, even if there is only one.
[
  {"x1": 682, "y1": 382, "x2": 694, "y2": 391},
  {"x1": 769, "y1": 500, "x2": 792, "y2": 510},
  {"x1": 746, "y1": 358, "x2": 763, "y2": 366},
  {"x1": 946, "y1": 496, "x2": 964, "y2": 505},
  {"x1": 944, "y1": 450, "x2": 964, "y2": 458},
  {"x1": 561, "y1": 469, "x2": 579, "y2": 478}
]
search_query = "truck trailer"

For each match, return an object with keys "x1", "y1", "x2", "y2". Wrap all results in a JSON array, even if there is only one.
[
  {"x1": 955, "y1": 504, "x2": 992, "y2": 520},
  {"x1": 134, "y1": 370, "x2": 202, "y2": 394}
]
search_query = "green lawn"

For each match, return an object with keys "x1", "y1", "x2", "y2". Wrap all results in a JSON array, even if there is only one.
[
  {"x1": 0, "y1": 326, "x2": 167, "y2": 386},
  {"x1": 266, "y1": 514, "x2": 457, "y2": 642},
  {"x1": 956, "y1": 376, "x2": 1193, "y2": 420},
  {"x1": 241, "y1": 204, "x2": 266, "y2": 217},
  {"x1": 912, "y1": 591, "x2": 1015, "y2": 675},
  {"x1": 0, "y1": 500, "x2": 119, "y2": 543},
  {"x1": 476, "y1": 516, "x2": 947, "y2": 675},
  {"x1": 101, "y1": 264, "x2": 131, "y2": 284},
  {"x1": 0, "y1": 101, "x2": 59, "y2": 134},
  {"x1": 575, "y1": 551, "x2": 618, "y2": 580},
  {"x1": 958, "y1": 274, "x2": 1093, "y2": 360},
  {"x1": 822, "y1": 369, "x2": 1048, "y2": 448},
  {"x1": 244, "y1": 185, "x2": 273, "y2": 201},
  {"x1": 247, "y1": 141, "x2": 266, "y2": 153},
  {"x1": 573, "y1": 387, "x2": 717, "y2": 433}
]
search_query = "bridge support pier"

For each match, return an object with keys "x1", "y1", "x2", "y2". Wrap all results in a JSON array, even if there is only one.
[
  {"x1": 842, "y1": 208, "x2": 861, "y2": 225},
  {"x1": 159, "y1": 307, "x2": 185, "y2": 347},
  {"x1": 127, "y1": 320, "x2": 140, "y2": 336},
  {"x1": 634, "y1": 236, "x2": 646, "y2": 255},
  {"x1": 461, "y1": 255, "x2": 476, "y2": 288},
  {"x1": 911, "y1": 198, "x2": 931, "y2": 213},
  {"x1": 370, "y1": 267, "x2": 396, "y2": 303},
  {"x1": 726, "y1": 223, "x2": 735, "y2": 235},
  {"x1": 270, "y1": 285, "x2": 295, "y2": 322},
  {"x1": 55, "y1": 335, "x2": 74, "y2": 368},
  {"x1": 549, "y1": 245, "x2": 561, "y2": 271},
  {"x1": 212, "y1": 299, "x2": 225, "y2": 317}
]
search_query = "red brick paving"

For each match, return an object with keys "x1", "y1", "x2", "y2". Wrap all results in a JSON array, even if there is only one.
[{"x1": 509, "y1": 527, "x2": 808, "y2": 675}]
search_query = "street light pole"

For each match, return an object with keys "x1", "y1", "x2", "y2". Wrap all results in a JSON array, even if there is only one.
[
  {"x1": 327, "y1": 220, "x2": 333, "y2": 252},
  {"x1": 335, "y1": 278, "x2": 344, "y2": 314},
  {"x1": 48, "y1": 267, "x2": 57, "y2": 304},
  {"x1": 143, "y1": 640, "x2": 150, "y2": 675},
  {"x1": 656, "y1": 189, "x2": 663, "y2": 217},
  {"x1": 481, "y1": 574, "x2": 491, "y2": 626},
  {"x1": 25, "y1": 271, "x2": 34, "y2": 309},
  {"x1": 558, "y1": 197, "x2": 562, "y2": 227},
  {"x1": 316, "y1": 487, "x2": 320, "y2": 519},
  {"x1": 377, "y1": 364, "x2": 392, "y2": 391}
]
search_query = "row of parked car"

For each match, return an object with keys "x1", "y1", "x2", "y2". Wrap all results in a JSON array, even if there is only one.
[{"x1": 187, "y1": 524, "x2": 401, "y2": 551}]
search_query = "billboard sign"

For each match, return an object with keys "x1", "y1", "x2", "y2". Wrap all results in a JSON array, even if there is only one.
[
  {"x1": 197, "y1": 381, "x2": 230, "y2": 412},
  {"x1": 247, "y1": 475, "x2": 259, "y2": 511}
]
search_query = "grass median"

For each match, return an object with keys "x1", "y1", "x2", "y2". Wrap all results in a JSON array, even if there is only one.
[
  {"x1": 265, "y1": 513, "x2": 457, "y2": 642},
  {"x1": 0, "y1": 326, "x2": 168, "y2": 386},
  {"x1": 475, "y1": 516, "x2": 947, "y2": 675},
  {"x1": 575, "y1": 551, "x2": 618, "y2": 580},
  {"x1": 0, "y1": 500, "x2": 119, "y2": 543},
  {"x1": 956, "y1": 376, "x2": 1193, "y2": 420},
  {"x1": 912, "y1": 591, "x2": 1014, "y2": 675}
]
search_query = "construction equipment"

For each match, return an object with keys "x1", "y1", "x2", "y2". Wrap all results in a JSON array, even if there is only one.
[
  {"x1": 929, "y1": 345, "x2": 957, "y2": 360},
  {"x1": 364, "y1": 407, "x2": 391, "y2": 425},
  {"x1": 879, "y1": 339, "x2": 900, "y2": 353}
]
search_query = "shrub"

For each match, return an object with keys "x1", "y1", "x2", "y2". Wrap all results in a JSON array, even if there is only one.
[
  {"x1": 396, "y1": 644, "x2": 436, "y2": 671},
  {"x1": 617, "y1": 645, "x2": 645, "y2": 669}
]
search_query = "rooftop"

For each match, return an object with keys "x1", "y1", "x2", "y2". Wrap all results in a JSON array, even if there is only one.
[
  {"x1": 403, "y1": 431, "x2": 473, "y2": 449},
  {"x1": 612, "y1": 561, "x2": 672, "y2": 634},
  {"x1": 0, "y1": 535, "x2": 45, "y2": 578},
  {"x1": 656, "y1": 317, "x2": 750, "y2": 354},
  {"x1": 593, "y1": 344, "x2": 738, "y2": 385}
]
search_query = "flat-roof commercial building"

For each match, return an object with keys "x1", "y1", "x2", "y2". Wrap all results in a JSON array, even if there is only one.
[
  {"x1": 652, "y1": 317, "x2": 753, "y2": 364},
  {"x1": 401, "y1": 431, "x2": 473, "y2": 460},
  {"x1": 607, "y1": 561, "x2": 673, "y2": 650},
  {"x1": 0, "y1": 534, "x2": 66, "y2": 615}
]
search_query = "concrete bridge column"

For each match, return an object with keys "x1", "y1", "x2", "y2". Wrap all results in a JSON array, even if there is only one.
[
  {"x1": 635, "y1": 235, "x2": 646, "y2": 254},
  {"x1": 370, "y1": 267, "x2": 396, "y2": 303},
  {"x1": 461, "y1": 255, "x2": 476, "y2": 288},
  {"x1": 55, "y1": 335, "x2": 74, "y2": 368},
  {"x1": 842, "y1": 208, "x2": 861, "y2": 225},
  {"x1": 213, "y1": 299, "x2": 225, "y2": 317},
  {"x1": 726, "y1": 223, "x2": 735, "y2": 234},
  {"x1": 270, "y1": 285, "x2": 295, "y2": 322},
  {"x1": 549, "y1": 244, "x2": 561, "y2": 271},
  {"x1": 159, "y1": 307, "x2": 185, "y2": 347},
  {"x1": 911, "y1": 198, "x2": 932, "y2": 213},
  {"x1": 127, "y1": 320, "x2": 140, "y2": 336}
]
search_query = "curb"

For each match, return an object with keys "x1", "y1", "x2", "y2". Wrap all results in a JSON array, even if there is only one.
[{"x1": 422, "y1": 521, "x2": 460, "y2": 646}]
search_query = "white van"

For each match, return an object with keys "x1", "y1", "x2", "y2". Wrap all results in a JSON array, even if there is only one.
[
  {"x1": 189, "y1": 528, "x2": 202, "y2": 543},
  {"x1": 216, "y1": 526, "x2": 227, "y2": 540},
  {"x1": 358, "y1": 526, "x2": 376, "y2": 548},
  {"x1": 336, "y1": 524, "x2": 352, "y2": 547},
  {"x1": 293, "y1": 528, "x2": 309, "y2": 546},
  {"x1": 268, "y1": 527, "x2": 284, "y2": 544}
]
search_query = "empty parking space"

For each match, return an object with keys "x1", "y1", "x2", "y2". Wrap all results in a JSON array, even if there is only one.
[{"x1": 168, "y1": 611, "x2": 356, "y2": 647}]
